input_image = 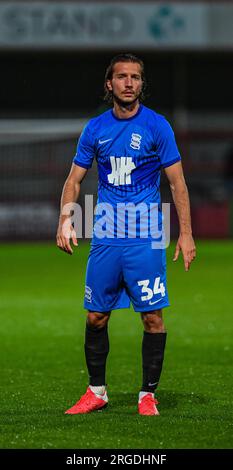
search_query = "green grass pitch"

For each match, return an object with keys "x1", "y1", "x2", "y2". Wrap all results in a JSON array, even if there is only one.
[{"x1": 0, "y1": 240, "x2": 233, "y2": 449}]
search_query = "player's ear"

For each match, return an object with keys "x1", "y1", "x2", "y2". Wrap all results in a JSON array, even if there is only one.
[{"x1": 106, "y1": 80, "x2": 112, "y2": 92}]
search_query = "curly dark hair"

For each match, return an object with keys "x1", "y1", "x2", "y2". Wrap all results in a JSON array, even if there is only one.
[{"x1": 104, "y1": 53, "x2": 147, "y2": 104}]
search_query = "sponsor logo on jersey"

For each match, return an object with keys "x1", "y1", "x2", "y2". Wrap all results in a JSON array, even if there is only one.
[{"x1": 108, "y1": 156, "x2": 136, "y2": 186}]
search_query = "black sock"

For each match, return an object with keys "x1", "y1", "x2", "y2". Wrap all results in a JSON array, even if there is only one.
[
  {"x1": 141, "y1": 331, "x2": 167, "y2": 393},
  {"x1": 84, "y1": 322, "x2": 109, "y2": 386}
]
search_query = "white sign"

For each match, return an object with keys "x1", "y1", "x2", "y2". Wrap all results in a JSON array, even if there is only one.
[{"x1": 0, "y1": 2, "x2": 232, "y2": 49}]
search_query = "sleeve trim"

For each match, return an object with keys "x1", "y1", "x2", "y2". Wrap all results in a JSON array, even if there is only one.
[
  {"x1": 73, "y1": 159, "x2": 92, "y2": 169},
  {"x1": 162, "y1": 156, "x2": 181, "y2": 169}
]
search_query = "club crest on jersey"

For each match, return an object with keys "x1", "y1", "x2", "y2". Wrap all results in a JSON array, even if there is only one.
[{"x1": 130, "y1": 133, "x2": 142, "y2": 150}]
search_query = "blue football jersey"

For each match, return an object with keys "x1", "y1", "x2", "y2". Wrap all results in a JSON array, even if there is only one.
[{"x1": 73, "y1": 104, "x2": 181, "y2": 245}]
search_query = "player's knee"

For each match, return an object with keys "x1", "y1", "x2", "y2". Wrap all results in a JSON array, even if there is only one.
[
  {"x1": 87, "y1": 311, "x2": 110, "y2": 329},
  {"x1": 141, "y1": 310, "x2": 165, "y2": 333}
]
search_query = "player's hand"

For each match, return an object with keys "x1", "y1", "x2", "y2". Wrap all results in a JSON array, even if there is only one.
[
  {"x1": 173, "y1": 233, "x2": 196, "y2": 271},
  {"x1": 56, "y1": 218, "x2": 78, "y2": 255}
]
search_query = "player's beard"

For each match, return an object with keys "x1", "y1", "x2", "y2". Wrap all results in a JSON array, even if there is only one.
[{"x1": 112, "y1": 89, "x2": 141, "y2": 109}]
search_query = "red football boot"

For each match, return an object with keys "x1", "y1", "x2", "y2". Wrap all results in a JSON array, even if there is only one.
[
  {"x1": 138, "y1": 393, "x2": 160, "y2": 416},
  {"x1": 65, "y1": 387, "x2": 108, "y2": 414}
]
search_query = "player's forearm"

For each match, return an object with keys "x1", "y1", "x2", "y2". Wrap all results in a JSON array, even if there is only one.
[
  {"x1": 58, "y1": 179, "x2": 80, "y2": 225},
  {"x1": 170, "y1": 180, "x2": 192, "y2": 235}
]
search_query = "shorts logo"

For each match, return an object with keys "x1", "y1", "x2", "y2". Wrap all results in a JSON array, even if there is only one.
[
  {"x1": 130, "y1": 133, "x2": 142, "y2": 150},
  {"x1": 85, "y1": 285, "x2": 92, "y2": 302}
]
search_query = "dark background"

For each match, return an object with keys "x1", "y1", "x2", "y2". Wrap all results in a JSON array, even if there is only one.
[{"x1": 1, "y1": 51, "x2": 232, "y2": 115}]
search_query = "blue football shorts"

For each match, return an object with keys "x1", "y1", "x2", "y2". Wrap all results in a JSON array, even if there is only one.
[{"x1": 84, "y1": 243, "x2": 170, "y2": 313}]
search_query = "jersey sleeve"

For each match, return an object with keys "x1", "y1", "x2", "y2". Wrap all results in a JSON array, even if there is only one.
[
  {"x1": 155, "y1": 117, "x2": 181, "y2": 168},
  {"x1": 73, "y1": 123, "x2": 95, "y2": 169}
]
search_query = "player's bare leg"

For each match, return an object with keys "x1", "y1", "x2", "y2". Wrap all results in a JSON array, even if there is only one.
[
  {"x1": 141, "y1": 309, "x2": 165, "y2": 333},
  {"x1": 65, "y1": 311, "x2": 111, "y2": 414},
  {"x1": 138, "y1": 309, "x2": 167, "y2": 416}
]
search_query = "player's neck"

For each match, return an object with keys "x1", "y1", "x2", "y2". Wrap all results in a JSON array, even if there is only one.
[{"x1": 112, "y1": 101, "x2": 140, "y2": 120}]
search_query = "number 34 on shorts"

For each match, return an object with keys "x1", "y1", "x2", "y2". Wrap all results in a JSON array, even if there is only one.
[{"x1": 137, "y1": 277, "x2": 166, "y2": 306}]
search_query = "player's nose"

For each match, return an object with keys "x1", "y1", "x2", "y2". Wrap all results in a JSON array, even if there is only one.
[{"x1": 125, "y1": 76, "x2": 133, "y2": 87}]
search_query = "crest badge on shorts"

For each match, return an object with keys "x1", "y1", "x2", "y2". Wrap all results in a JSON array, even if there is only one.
[{"x1": 85, "y1": 285, "x2": 92, "y2": 302}]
